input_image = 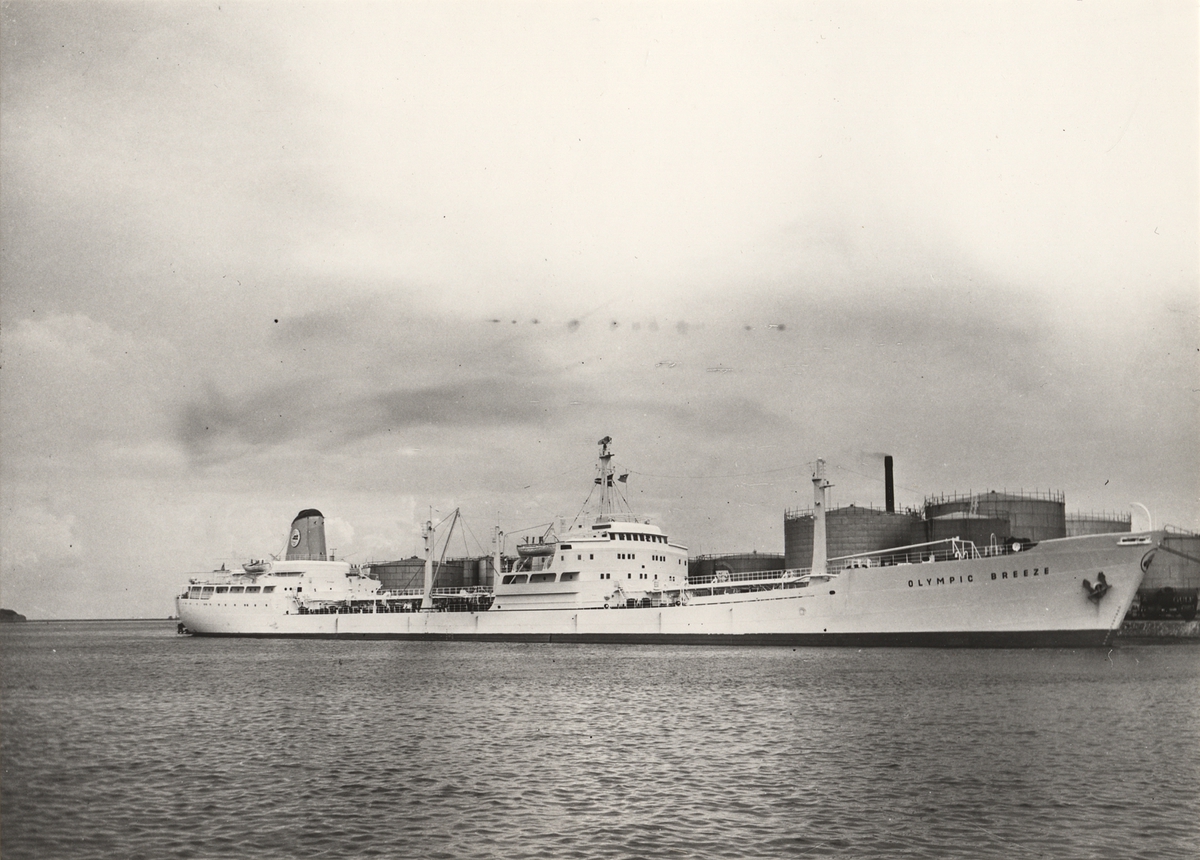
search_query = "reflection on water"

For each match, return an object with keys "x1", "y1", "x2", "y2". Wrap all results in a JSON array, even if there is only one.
[{"x1": 3, "y1": 621, "x2": 1198, "y2": 859}]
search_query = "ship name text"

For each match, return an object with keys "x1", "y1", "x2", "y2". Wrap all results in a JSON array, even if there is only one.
[{"x1": 908, "y1": 567, "x2": 1050, "y2": 588}]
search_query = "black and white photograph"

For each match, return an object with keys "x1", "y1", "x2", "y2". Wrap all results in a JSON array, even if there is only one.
[{"x1": 2, "y1": 2, "x2": 1197, "y2": 858}]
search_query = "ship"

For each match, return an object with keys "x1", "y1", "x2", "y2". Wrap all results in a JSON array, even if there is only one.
[{"x1": 176, "y1": 438, "x2": 1160, "y2": 647}]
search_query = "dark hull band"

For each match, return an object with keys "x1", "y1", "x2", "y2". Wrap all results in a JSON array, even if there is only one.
[{"x1": 186, "y1": 628, "x2": 1117, "y2": 648}]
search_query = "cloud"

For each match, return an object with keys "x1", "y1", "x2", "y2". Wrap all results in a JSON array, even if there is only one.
[
  {"x1": 169, "y1": 301, "x2": 585, "y2": 466},
  {"x1": 0, "y1": 504, "x2": 81, "y2": 572},
  {"x1": 1, "y1": 2, "x2": 1195, "y2": 619},
  {"x1": 366, "y1": 378, "x2": 562, "y2": 430},
  {"x1": 0, "y1": 503, "x2": 84, "y2": 618},
  {"x1": 2, "y1": 314, "x2": 179, "y2": 459}
]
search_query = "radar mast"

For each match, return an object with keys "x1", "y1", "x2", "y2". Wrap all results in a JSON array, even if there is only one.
[{"x1": 596, "y1": 436, "x2": 614, "y2": 522}]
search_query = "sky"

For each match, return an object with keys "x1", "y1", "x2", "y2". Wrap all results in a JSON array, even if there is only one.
[{"x1": 1, "y1": 0, "x2": 1196, "y2": 619}]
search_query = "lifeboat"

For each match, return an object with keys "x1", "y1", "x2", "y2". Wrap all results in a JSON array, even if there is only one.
[{"x1": 516, "y1": 540, "x2": 556, "y2": 558}]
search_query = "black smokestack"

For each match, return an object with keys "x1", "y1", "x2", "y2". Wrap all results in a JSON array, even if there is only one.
[{"x1": 884, "y1": 456, "x2": 895, "y2": 513}]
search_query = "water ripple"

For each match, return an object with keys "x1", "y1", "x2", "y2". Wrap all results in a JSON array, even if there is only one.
[{"x1": 3, "y1": 623, "x2": 1198, "y2": 859}]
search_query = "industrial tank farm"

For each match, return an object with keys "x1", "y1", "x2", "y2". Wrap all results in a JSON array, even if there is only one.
[
  {"x1": 1067, "y1": 511, "x2": 1133, "y2": 536},
  {"x1": 924, "y1": 514, "x2": 1012, "y2": 550},
  {"x1": 778, "y1": 458, "x2": 1197, "y2": 622},
  {"x1": 923, "y1": 490, "x2": 1067, "y2": 543},
  {"x1": 784, "y1": 505, "x2": 920, "y2": 570},
  {"x1": 367, "y1": 556, "x2": 496, "y2": 592}
]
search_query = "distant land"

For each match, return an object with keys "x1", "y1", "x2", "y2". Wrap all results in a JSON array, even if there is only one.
[{"x1": 1, "y1": 609, "x2": 28, "y2": 623}]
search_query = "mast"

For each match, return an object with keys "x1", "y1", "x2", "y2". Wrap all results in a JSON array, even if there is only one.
[
  {"x1": 493, "y1": 524, "x2": 504, "y2": 584},
  {"x1": 421, "y1": 519, "x2": 434, "y2": 609},
  {"x1": 597, "y1": 436, "x2": 614, "y2": 522},
  {"x1": 811, "y1": 459, "x2": 831, "y2": 577}
]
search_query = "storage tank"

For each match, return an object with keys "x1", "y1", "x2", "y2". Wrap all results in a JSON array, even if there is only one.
[
  {"x1": 689, "y1": 552, "x2": 785, "y2": 581},
  {"x1": 1128, "y1": 530, "x2": 1200, "y2": 621},
  {"x1": 924, "y1": 490, "x2": 1066, "y2": 542},
  {"x1": 368, "y1": 556, "x2": 492, "y2": 591},
  {"x1": 366, "y1": 557, "x2": 426, "y2": 592},
  {"x1": 1066, "y1": 512, "x2": 1131, "y2": 536},
  {"x1": 785, "y1": 505, "x2": 922, "y2": 569},
  {"x1": 1142, "y1": 532, "x2": 1200, "y2": 592},
  {"x1": 477, "y1": 556, "x2": 496, "y2": 589},
  {"x1": 925, "y1": 514, "x2": 1013, "y2": 550}
]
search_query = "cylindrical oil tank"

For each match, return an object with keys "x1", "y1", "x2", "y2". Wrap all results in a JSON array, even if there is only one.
[
  {"x1": 369, "y1": 556, "x2": 489, "y2": 591},
  {"x1": 785, "y1": 506, "x2": 923, "y2": 569},
  {"x1": 1130, "y1": 532, "x2": 1200, "y2": 620},
  {"x1": 924, "y1": 491, "x2": 1066, "y2": 542},
  {"x1": 448, "y1": 556, "x2": 470, "y2": 590},
  {"x1": 367, "y1": 557, "x2": 426, "y2": 592},
  {"x1": 477, "y1": 557, "x2": 493, "y2": 589},
  {"x1": 1066, "y1": 512, "x2": 1131, "y2": 536},
  {"x1": 689, "y1": 552, "x2": 785, "y2": 581},
  {"x1": 1142, "y1": 533, "x2": 1200, "y2": 592},
  {"x1": 926, "y1": 514, "x2": 1012, "y2": 550},
  {"x1": 440, "y1": 557, "x2": 490, "y2": 590}
]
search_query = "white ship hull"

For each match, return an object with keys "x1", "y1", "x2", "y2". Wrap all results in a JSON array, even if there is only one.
[{"x1": 177, "y1": 532, "x2": 1157, "y2": 648}]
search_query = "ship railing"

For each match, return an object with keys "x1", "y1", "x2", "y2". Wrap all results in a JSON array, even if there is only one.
[
  {"x1": 831, "y1": 537, "x2": 1034, "y2": 568},
  {"x1": 686, "y1": 538, "x2": 1032, "y2": 588},
  {"x1": 689, "y1": 567, "x2": 800, "y2": 586},
  {"x1": 687, "y1": 568, "x2": 823, "y2": 593},
  {"x1": 296, "y1": 587, "x2": 496, "y2": 615},
  {"x1": 184, "y1": 572, "x2": 239, "y2": 585},
  {"x1": 375, "y1": 586, "x2": 494, "y2": 599},
  {"x1": 683, "y1": 568, "x2": 828, "y2": 599},
  {"x1": 1163, "y1": 524, "x2": 1200, "y2": 539}
]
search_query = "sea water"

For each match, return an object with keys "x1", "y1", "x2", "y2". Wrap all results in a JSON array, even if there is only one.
[{"x1": 2, "y1": 621, "x2": 1197, "y2": 859}]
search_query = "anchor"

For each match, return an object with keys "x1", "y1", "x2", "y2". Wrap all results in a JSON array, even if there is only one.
[{"x1": 1082, "y1": 571, "x2": 1110, "y2": 602}]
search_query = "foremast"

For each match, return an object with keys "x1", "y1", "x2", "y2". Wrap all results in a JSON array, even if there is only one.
[
  {"x1": 812, "y1": 459, "x2": 831, "y2": 577},
  {"x1": 421, "y1": 519, "x2": 434, "y2": 610},
  {"x1": 596, "y1": 435, "x2": 616, "y2": 523}
]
